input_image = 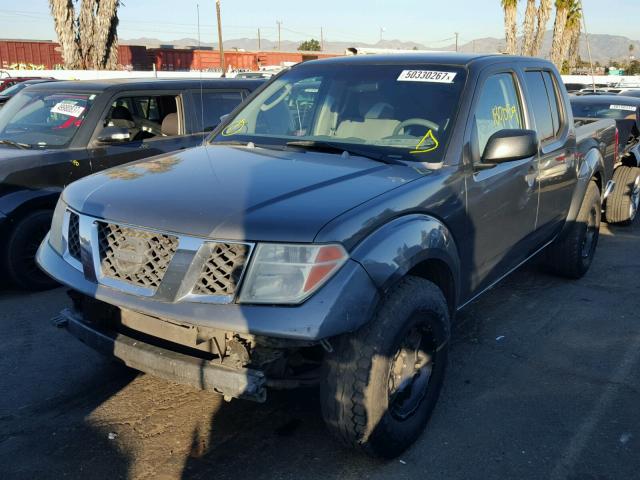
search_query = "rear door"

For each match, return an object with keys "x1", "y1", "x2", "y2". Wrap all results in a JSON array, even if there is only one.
[
  {"x1": 87, "y1": 90, "x2": 197, "y2": 173},
  {"x1": 464, "y1": 69, "x2": 539, "y2": 293},
  {"x1": 522, "y1": 70, "x2": 576, "y2": 239}
]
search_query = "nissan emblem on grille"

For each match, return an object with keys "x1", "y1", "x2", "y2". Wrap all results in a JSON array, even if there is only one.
[{"x1": 97, "y1": 222, "x2": 178, "y2": 290}]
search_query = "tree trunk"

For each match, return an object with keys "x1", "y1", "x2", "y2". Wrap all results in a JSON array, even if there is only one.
[
  {"x1": 504, "y1": 2, "x2": 518, "y2": 55},
  {"x1": 521, "y1": 0, "x2": 537, "y2": 55},
  {"x1": 78, "y1": 0, "x2": 97, "y2": 69},
  {"x1": 550, "y1": 4, "x2": 570, "y2": 68},
  {"x1": 95, "y1": 0, "x2": 120, "y2": 69},
  {"x1": 532, "y1": 0, "x2": 552, "y2": 57},
  {"x1": 49, "y1": 0, "x2": 79, "y2": 69}
]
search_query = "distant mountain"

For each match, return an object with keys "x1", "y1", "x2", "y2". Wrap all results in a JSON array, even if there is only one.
[{"x1": 122, "y1": 32, "x2": 640, "y2": 63}]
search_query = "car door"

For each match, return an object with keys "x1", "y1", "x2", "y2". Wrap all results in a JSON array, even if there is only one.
[
  {"x1": 464, "y1": 70, "x2": 539, "y2": 293},
  {"x1": 522, "y1": 70, "x2": 576, "y2": 241},
  {"x1": 87, "y1": 91, "x2": 197, "y2": 173}
]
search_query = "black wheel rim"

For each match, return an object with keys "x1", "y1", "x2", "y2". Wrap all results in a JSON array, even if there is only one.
[
  {"x1": 388, "y1": 319, "x2": 437, "y2": 421},
  {"x1": 581, "y1": 205, "x2": 599, "y2": 259}
]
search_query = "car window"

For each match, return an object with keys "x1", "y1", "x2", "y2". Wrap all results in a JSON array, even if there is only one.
[
  {"x1": 525, "y1": 71, "x2": 556, "y2": 142},
  {"x1": 471, "y1": 72, "x2": 523, "y2": 160},
  {"x1": 102, "y1": 94, "x2": 179, "y2": 140},
  {"x1": 211, "y1": 64, "x2": 468, "y2": 164},
  {"x1": 542, "y1": 71, "x2": 562, "y2": 137},
  {"x1": 0, "y1": 91, "x2": 96, "y2": 148},
  {"x1": 195, "y1": 90, "x2": 244, "y2": 132}
]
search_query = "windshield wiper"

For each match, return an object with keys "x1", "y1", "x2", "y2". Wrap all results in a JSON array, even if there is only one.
[
  {"x1": 0, "y1": 139, "x2": 31, "y2": 149},
  {"x1": 286, "y1": 140, "x2": 402, "y2": 165}
]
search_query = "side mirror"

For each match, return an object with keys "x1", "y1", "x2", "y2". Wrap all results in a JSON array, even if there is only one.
[
  {"x1": 97, "y1": 126, "x2": 131, "y2": 144},
  {"x1": 481, "y1": 129, "x2": 538, "y2": 166}
]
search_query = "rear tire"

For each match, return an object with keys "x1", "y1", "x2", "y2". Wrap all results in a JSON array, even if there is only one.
[
  {"x1": 320, "y1": 276, "x2": 450, "y2": 458},
  {"x1": 4, "y1": 210, "x2": 58, "y2": 291},
  {"x1": 543, "y1": 180, "x2": 601, "y2": 279},
  {"x1": 605, "y1": 165, "x2": 640, "y2": 225}
]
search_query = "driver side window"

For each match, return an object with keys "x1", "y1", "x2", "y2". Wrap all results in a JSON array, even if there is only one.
[{"x1": 472, "y1": 73, "x2": 523, "y2": 162}]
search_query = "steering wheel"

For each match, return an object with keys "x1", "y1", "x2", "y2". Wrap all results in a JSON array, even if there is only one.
[
  {"x1": 392, "y1": 118, "x2": 439, "y2": 137},
  {"x1": 260, "y1": 84, "x2": 292, "y2": 112}
]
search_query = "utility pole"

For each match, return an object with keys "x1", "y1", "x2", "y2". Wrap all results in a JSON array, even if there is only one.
[
  {"x1": 257, "y1": 27, "x2": 261, "y2": 50},
  {"x1": 276, "y1": 20, "x2": 282, "y2": 50},
  {"x1": 379, "y1": 26, "x2": 385, "y2": 43},
  {"x1": 455, "y1": 32, "x2": 459, "y2": 52},
  {"x1": 215, "y1": 0, "x2": 226, "y2": 76},
  {"x1": 320, "y1": 27, "x2": 324, "y2": 51}
]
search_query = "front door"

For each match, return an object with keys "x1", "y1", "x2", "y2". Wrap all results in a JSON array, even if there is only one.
[{"x1": 464, "y1": 71, "x2": 539, "y2": 294}]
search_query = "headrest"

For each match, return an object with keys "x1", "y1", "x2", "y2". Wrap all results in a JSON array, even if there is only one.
[
  {"x1": 161, "y1": 113, "x2": 179, "y2": 136},
  {"x1": 110, "y1": 105, "x2": 133, "y2": 122},
  {"x1": 365, "y1": 102, "x2": 395, "y2": 119}
]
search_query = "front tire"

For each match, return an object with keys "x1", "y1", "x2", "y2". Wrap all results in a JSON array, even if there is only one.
[
  {"x1": 605, "y1": 165, "x2": 640, "y2": 225},
  {"x1": 320, "y1": 276, "x2": 450, "y2": 458},
  {"x1": 543, "y1": 180, "x2": 601, "y2": 279},
  {"x1": 4, "y1": 210, "x2": 58, "y2": 291}
]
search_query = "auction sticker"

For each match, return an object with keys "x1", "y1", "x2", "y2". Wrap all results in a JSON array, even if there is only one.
[
  {"x1": 397, "y1": 70, "x2": 457, "y2": 83},
  {"x1": 51, "y1": 101, "x2": 86, "y2": 117},
  {"x1": 609, "y1": 104, "x2": 637, "y2": 112}
]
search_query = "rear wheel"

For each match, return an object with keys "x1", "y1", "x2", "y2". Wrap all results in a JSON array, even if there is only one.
[
  {"x1": 4, "y1": 210, "x2": 58, "y2": 291},
  {"x1": 320, "y1": 276, "x2": 450, "y2": 458},
  {"x1": 605, "y1": 165, "x2": 640, "y2": 225},
  {"x1": 543, "y1": 180, "x2": 601, "y2": 279}
]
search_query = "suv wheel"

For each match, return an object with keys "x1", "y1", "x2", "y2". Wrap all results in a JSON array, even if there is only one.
[
  {"x1": 544, "y1": 180, "x2": 601, "y2": 279},
  {"x1": 320, "y1": 276, "x2": 450, "y2": 458},
  {"x1": 4, "y1": 210, "x2": 58, "y2": 291},
  {"x1": 605, "y1": 165, "x2": 640, "y2": 225}
]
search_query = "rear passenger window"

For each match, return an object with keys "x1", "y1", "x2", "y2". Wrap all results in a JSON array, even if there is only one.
[
  {"x1": 525, "y1": 71, "x2": 562, "y2": 142},
  {"x1": 471, "y1": 73, "x2": 523, "y2": 160},
  {"x1": 196, "y1": 91, "x2": 243, "y2": 132}
]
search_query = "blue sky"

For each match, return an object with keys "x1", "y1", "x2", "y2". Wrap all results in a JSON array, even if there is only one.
[{"x1": 0, "y1": 0, "x2": 638, "y2": 45}]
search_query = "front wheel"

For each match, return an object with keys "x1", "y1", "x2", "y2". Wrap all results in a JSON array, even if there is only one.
[
  {"x1": 4, "y1": 210, "x2": 58, "y2": 291},
  {"x1": 543, "y1": 180, "x2": 601, "y2": 279},
  {"x1": 320, "y1": 276, "x2": 450, "y2": 458}
]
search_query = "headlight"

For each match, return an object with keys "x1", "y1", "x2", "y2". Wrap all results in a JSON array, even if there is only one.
[
  {"x1": 49, "y1": 198, "x2": 67, "y2": 255},
  {"x1": 238, "y1": 243, "x2": 348, "y2": 304}
]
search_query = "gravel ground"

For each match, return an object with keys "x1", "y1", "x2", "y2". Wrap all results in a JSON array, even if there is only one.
[{"x1": 1, "y1": 222, "x2": 638, "y2": 480}]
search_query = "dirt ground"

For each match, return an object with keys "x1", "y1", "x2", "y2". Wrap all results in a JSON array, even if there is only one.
[{"x1": 1, "y1": 222, "x2": 639, "y2": 480}]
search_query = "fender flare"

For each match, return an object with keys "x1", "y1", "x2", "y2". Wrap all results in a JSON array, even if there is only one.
[
  {"x1": 0, "y1": 188, "x2": 60, "y2": 224},
  {"x1": 350, "y1": 214, "x2": 461, "y2": 306}
]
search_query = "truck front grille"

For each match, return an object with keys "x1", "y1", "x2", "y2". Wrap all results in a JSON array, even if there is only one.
[
  {"x1": 97, "y1": 222, "x2": 178, "y2": 291},
  {"x1": 68, "y1": 212, "x2": 81, "y2": 261},
  {"x1": 192, "y1": 243, "x2": 250, "y2": 296}
]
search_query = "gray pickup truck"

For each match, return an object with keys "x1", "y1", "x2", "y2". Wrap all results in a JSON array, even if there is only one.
[{"x1": 37, "y1": 54, "x2": 616, "y2": 458}]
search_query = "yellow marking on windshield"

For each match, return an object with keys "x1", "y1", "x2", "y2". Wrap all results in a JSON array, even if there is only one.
[
  {"x1": 222, "y1": 119, "x2": 248, "y2": 136},
  {"x1": 410, "y1": 129, "x2": 439, "y2": 154}
]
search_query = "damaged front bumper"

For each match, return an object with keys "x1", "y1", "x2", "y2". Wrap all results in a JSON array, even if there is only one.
[{"x1": 56, "y1": 307, "x2": 267, "y2": 402}]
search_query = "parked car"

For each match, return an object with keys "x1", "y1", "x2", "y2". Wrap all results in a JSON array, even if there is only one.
[
  {"x1": 0, "y1": 77, "x2": 264, "y2": 289},
  {"x1": 0, "y1": 78, "x2": 58, "y2": 108},
  {"x1": 571, "y1": 94, "x2": 640, "y2": 223},
  {"x1": 38, "y1": 54, "x2": 615, "y2": 458},
  {"x1": 618, "y1": 89, "x2": 640, "y2": 98},
  {"x1": 0, "y1": 76, "x2": 54, "y2": 92},
  {"x1": 234, "y1": 71, "x2": 275, "y2": 79}
]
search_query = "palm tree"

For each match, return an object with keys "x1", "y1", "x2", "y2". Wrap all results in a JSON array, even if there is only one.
[
  {"x1": 550, "y1": 0, "x2": 571, "y2": 67},
  {"x1": 531, "y1": 0, "x2": 552, "y2": 57},
  {"x1": 501, "y1": 0, "x2": 519, "y2": 54},
  {"x1": 49, "y1": 0, "x2": 120, "y2": 70},
  {"x1": 560, "y1": 1, "x2": 581, "y2": 72},
  {"x1": 49, "y1": 0, "x2": 80, "y2": 69},
  {"x1": 521, "y1": 0, "x2": 537, "y2": 55}
]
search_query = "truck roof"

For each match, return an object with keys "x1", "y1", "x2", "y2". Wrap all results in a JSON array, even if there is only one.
[
  {"x1": 302, "y1": 52, "x2": 551, "y2": 68},
  {"x1": 23, "y1": 77, "x2": 265, "y2": 93}
]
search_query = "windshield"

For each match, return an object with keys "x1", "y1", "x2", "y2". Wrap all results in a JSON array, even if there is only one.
[
  {"x1": 572, "y1": 101, "x2": 639, "y2": 121},
  {"x1": 211, "y1": 63, "x2": 467, "y2": 162},
  {"x1": 0, "y1": 91, "x2": 96, "y2": 148}
]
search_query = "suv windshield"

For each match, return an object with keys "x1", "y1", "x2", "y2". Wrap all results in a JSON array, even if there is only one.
[
  {"x1": 0, "y1": 91, "x2": 96, "y2": 148},
  {"x1": 211, "y1": 63, "x2": 466, "y2": 162}
]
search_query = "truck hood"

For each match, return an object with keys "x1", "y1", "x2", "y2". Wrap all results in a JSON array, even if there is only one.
[{"x1": 63, "y1": 145, "x2": 421, "y2": 242}]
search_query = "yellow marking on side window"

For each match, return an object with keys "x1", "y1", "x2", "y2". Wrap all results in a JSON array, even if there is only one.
[
  {"x1": 491, "y1": 103, "x2": 521, "y2": 128},
  {"x1": 410, "y1": 129, "x2": 439, "y2": 154},
  {"x1": 222, "y1": 119, "x2": 248, "y2": 136}
]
